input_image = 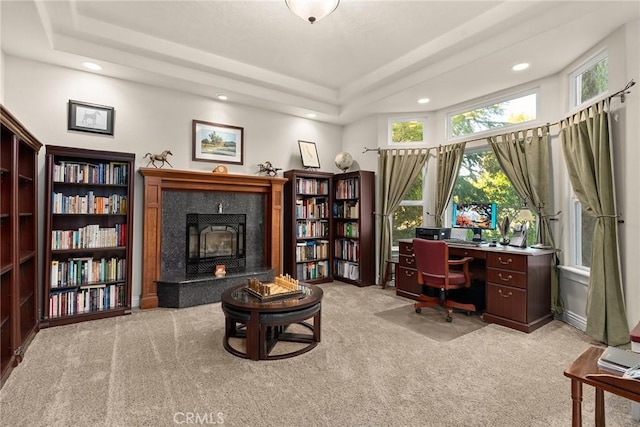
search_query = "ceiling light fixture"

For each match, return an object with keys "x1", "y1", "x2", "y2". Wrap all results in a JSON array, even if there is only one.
[
  {"x1": 417, "y1": 98, "x2": 430, "y2": 104},
  {"x1": 216, "y1": 93, "x2": 228, "y2": 101},
  {"x1": 285, "y1": 0, "x2": 340, "y2": 24},
  {"x1": 82, "y1": 62, "x2": 102, "y2": 71},
  {"x1": 512, "y1": 63, "x2": 530, "y2": 71},
  {"x1": 306, "y1": 113, "x2": 317, "y2": 118}
]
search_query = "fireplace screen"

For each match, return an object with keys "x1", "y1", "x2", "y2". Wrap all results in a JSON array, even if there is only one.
[{"x1": 186, "y1": 213, "x2": 246, "y2": 274}]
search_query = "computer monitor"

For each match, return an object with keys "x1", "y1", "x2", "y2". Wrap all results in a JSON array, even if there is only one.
[{"x1": 452, "y1": 202, "x2": 497, "y2": 241}]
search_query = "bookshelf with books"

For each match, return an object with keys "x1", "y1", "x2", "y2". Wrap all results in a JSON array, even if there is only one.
[
  {"x1": 0, "y1": 106, "x2": 43, "y2": 387},
  {"x1": 41, "y1": 145, "x2": 134, "y2": 327},
  {"x1": 332, "y1": 170, "x2": 375, "y2": 287},
  {"x1": 283, "y1": 170, "x2": 333, "y2": 283}
]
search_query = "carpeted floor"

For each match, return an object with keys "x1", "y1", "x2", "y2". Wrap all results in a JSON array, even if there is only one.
[{"x1": 0, "y1": 282, "x2": 637, "y2": 427}]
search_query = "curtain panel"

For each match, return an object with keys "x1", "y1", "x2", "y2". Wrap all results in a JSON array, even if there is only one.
[
  {"x1": 434, "y1": 143, "x2": 466, "y2": 227},
  {"x1": 560, "y1": 99, "x2": 629, "y2": 346},
  {"x1": 376, "y1": 148, "x2": 430, "y2": 284},
  {"x1": 488, "y1": 126, "x2": 562, "y2": 314}
]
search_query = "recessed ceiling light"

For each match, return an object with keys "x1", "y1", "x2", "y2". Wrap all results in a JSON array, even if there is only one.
[
  {"x1": 417, "y1": 98, "x2": 430, "y2": 104},
  {"x1": 82, "y1": 62, "x2": 102, "y2": 71},
  {"x1": 216, "y1": 93, "x2": 228, "y2": 101},
  {"x1": 306, "y1": 113, "x2": 317, "y2": 118},
  {"x1": 512, "y1": 63, "x2": 530, "y2": 71}
]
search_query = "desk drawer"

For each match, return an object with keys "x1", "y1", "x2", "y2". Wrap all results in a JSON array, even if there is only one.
[
  {"x1": 448, "y1": 247, "x2": 486, "y2": 260},
  {"x1": 399, "y1": 241, "x2": 414, "y2": 256},
  {"x1": 399, "y1": 253, "x2": 416, "y2": 268},
  {"x1": 487, "y1": 268, "x2": 527, "y2": 289},
  {"x1": 487, "y1": 253, "x2": 527, "y2": 272},
  {"x1": 397, "y1": 266, "x2": 420, "y2": 296},
  {"x1": 486, "y1": 283, "x2": 526, "y2": 323}
]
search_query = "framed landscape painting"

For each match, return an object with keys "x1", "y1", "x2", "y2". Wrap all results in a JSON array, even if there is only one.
[{"x1": 192, "y1": 120, "x2": 244, "y2": 164}]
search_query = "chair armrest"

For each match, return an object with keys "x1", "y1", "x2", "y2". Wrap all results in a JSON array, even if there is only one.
[{"x1": 448, "y1": 256, "x2": 473, "y2": 266}]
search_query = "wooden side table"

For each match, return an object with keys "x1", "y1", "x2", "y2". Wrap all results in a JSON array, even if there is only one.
[{"x1": 564, "y1": 346, "x2": 640, "y2": 426}]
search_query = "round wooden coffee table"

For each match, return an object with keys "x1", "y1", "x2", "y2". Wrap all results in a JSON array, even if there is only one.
[{"x1": 221, "y1": 283, "x2": 323, "y2": 360}]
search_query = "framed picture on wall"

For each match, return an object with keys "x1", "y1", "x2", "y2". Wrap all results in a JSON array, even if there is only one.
[
  {"x1": 192, "y1": 120, "x2": 244, "y2": 164},
  {"x1": 298, "y1": 140, "x2": 320, "y2": 169},
  {"x1": 67, "y1": 100, "x2": 115, "y2": 135}
]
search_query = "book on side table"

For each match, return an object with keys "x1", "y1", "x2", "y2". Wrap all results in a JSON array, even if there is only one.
[{"x1": 597, "y1": 346, "x2": 640, "y2": 375}]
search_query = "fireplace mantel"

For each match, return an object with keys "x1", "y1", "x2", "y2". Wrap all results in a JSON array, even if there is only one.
[{"x1": 138, "y1": 168, "x2": 287, "y2": 309}]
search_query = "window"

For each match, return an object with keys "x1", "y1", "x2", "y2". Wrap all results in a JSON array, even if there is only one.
[
  {"x1": 572, "y1": 199, "x2": 596, "y2": 269},
  {"x1": 448, "y1": 90, "x2": 537, "y2": 139},
  {"x1": 566, "y1": 52, "x2": 607, "y2": 270},
  {"x1": 451, "y1": 148, "x2": 535, "y2": 244},
  {"x1": 388, "y1": 118, "x2": 426, "y2": 145},
  {"x1": 570, "y1": 51, "x2": 608, "y2": 109},
  {"x1": 392, "y1": 170, "x2": 424, "y2": 248}
]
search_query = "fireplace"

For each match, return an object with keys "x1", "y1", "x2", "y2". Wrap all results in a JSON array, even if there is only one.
[{"x1": 186, "y1": 213, "x2": 246, "y2": 274}]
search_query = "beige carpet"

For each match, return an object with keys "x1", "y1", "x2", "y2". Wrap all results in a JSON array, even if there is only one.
[
  {"x1": 0, "y1": 282, "x2": 637, "y2": 427},
  {"x1": 374, "y1": 304, "x2": 486, "y2": 342}
]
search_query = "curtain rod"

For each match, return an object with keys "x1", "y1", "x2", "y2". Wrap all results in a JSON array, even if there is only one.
[{"x1": 363, "y1": 79, "x2": 635, "y2": 153}]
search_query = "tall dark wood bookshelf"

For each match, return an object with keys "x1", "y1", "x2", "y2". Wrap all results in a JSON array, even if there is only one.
[
  {"x1": 41, "y1": 145, "x2": 134, "y2": 327},
  {"x1": 332, "y1": 170, "x2": 375, "y2": 287},
  {"x1": 1, "y1": 105, "x2": 43, "y2": 387},
  {"x1": 283, "y1": 170, "x2": 333, "y2": 283}
]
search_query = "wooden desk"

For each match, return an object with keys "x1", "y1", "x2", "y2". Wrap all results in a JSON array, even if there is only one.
[
  {"x1": 564, "y1": 346, "x2": 640, "y2": 426},
  {"x1": 396, "y1": 239, "x2": 555, "y2": 332}
]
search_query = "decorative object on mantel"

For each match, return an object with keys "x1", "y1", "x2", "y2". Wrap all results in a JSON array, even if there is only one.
[
  {"x1": 213, "y1": 164, "x2": 228, "y2": 174},
  {"x1": 334, "y1": 151, "x2": 354, "y2": 173},
  {"x1": 298, "y1": 140, "x2": 320, "y2": 169},
  {"x1": 257, "y1": 161, "x2": 282, "y2": 176},
  {"x1": 215, "y1": 265, "x2": 226, "y2": 277},
  {"x1": 498, "y1": 215, "x2": 511, "y2": 245},
  {"x1": 143, "y1": 150, "x2": 173, "y2": 168}
]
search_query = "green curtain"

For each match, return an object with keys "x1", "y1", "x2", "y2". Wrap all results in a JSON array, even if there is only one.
[
  {"x1": 434, "y1": 143, "x2": 465, "y2": 227},
  {"x1": 377, "y1": 148, "x2": 430, "y2": 284},
  {"x1": 488, "y1": 126, "x2": 562, "y2": 314},
  {"x1": 560, "y1": 99, "x2": 629, "y2": 346}
]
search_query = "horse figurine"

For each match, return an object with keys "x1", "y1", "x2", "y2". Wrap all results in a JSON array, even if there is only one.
[
  {"x1": 144, "y1": 150, "x2": 173, "y2": 168},
  {"x1": 257, "y1": 161, "x2": 281, "y2": 177}
]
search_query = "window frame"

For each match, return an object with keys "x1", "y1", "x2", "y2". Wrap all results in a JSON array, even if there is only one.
[
  {"x1": 391, "y1": 165, "x2": 426, "y2": 252},
  {"x1": 387, "y1": 117, "x2": 428, "y2": 147},
  {"x1": 568, "y1": 50, "x2": 608, "y2": 110},
  {"x1": 446, "y1": 88, "x2": 539, "y2": 142}
]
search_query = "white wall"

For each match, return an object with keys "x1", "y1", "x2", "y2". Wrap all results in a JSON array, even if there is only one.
[{"x1": 3, "y1": 57, "x2": 343, "y2": 307}]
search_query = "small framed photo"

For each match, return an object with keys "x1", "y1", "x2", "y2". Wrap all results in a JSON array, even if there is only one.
[
  {"x1": 298, "y1": 140, "x2": 320, "y2": 168},
  {"x1": 67, "y1": 100, "x2": 114, "y2": 135},
  {"x1": 192, "y1": 120, "x2": 244, "y2": 164}
]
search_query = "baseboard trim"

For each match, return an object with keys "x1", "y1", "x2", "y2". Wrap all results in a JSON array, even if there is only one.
[{"x1": 561, "y1": 310, "x2": 587, "y2": 332}]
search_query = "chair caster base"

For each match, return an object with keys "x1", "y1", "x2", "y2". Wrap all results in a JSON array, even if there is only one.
[
  {"x1": 415, "y1": 307, "x2": 422, "y2": 314},
  {"x1": 446, "y1": 316, "x2": 453, "y2": 322}
]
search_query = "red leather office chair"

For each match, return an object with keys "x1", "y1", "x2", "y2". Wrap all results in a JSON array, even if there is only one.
[{"x1": 412, "y1": 238, "x2": 476, "y2": 322}]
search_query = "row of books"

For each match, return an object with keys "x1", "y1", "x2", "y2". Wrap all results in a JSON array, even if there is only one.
[
  {"x1": 296, "y1": 177, "x2": 329, "y2": 195},
  {"x1": 296, "y1": 260, "x2": 330, "y2": 281},
  {"x1": 50, "y1": 257, "x2": 126, "y2": 288},
  {"x1": 296, "y1": 240, "x2": 330, "y2": 262},
  {"x1": 333, "y1": 201, "x2": 359, "y2": 219},
  {"x1": 52, "y1": 192, "x2": 127, "y2": 214},
  {"x1": 335, "y1": 178, "x2": 360, "y2": 200},
  {"x1": 49, "y1": 284, "x2": 125, "y2": 318},
  {"x1": 334, "y1": 260, "x2": 360, "y2": 281},
  {"x1": 53, "y1": 161, "x2": 128, "y2": 185},
  {"x1": 296, "y1": 220, "x2": 330, "y2": 238},
  {"x1": 295, "y1": 198, "x2": 330, "y2": 219},
  {"x1": 51, "y1": 223, "x2": 127, "y2": 250},
  {"x1": 335, "y1": 222, "x2": 359, "y2": 238},
  {"x1": 334, "y1": 239, "x2": 359, "y2": 262}
]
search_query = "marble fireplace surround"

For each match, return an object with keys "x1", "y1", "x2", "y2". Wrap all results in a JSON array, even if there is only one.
[{"x1": 139, "y1": 168, "x2": 286, "y2": 309}]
